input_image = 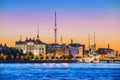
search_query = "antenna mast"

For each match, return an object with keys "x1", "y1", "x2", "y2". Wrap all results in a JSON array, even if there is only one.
[
  {"x1": 54, "y1": 12, "x2": 57, "y2": 43},
  {"x1": 88, "y1": 33, "x2": 90, "y2": 50},
  {"x1": 94, "y1": 32, "x2": 96, "y2": 46},
  {"x1": 94, "y1": 32, "x2": 96, "y2": 50},
  {"x1": 61, "y1": 36, "x2": 62, "y2": 44},
  {"x1": 20, "y1": 35, "x2": 22, "y2": 41}
]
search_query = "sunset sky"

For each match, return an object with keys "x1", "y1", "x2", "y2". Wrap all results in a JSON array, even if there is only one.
[{"x1": 0, "y1": 0, "x2": 120, "y2": 52}]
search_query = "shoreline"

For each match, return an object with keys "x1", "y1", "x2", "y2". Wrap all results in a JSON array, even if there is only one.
[
  {"x1": 0, "y1": 60, "x2": 78, "y2": 63},
  {"x1": 0, "y1": 59, "x2": 120, "y2": 63}
]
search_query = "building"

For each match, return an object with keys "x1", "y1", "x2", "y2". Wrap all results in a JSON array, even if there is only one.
[
  {"x1": 98, "y1": 44, "x2": 116, "y2": 58},
  {"x1": 65, "y1": 43, "x2": 85, "y2": 57},
  {"x1": 16, "y1": 28, "x2": 46, "y2": 55},
  {"x1": 98, "y1": 48, "x2": 115, "y2": 57},
  {"x1": 0, "y1": 44, "x2": 2, "y2": 52},
  {"x1": 46, "y1": 43, "x2": 65, "y2": 59}
]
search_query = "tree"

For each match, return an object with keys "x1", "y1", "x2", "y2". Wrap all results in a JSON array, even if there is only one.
[
  {"x1": 60, "y1": 55, "x2": 66, "y2": 60},
  {"x1": 35, "y1": 56, "x2": 39, "y2": 60},
  {"x1": 67, "y1": 53, "x2": 73, "y2": 60},
  {"x1": 28, "y1": 52, "x2": 34, "y2": 60},
  {"x1": 39, "y1": 54, "x2": 43, "y2": 60},
  {"x1": 18, "y1": 49, "x2": 24, "y2": 60}
]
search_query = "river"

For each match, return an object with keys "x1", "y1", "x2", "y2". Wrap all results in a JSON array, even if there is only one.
[{"x1": 0, "y1": 62, "x2": 120, "y2": 80}]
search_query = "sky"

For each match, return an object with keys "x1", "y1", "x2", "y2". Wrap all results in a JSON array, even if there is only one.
[{"x1": 0, "y1": 0, "x2": 120, "y2": 52}]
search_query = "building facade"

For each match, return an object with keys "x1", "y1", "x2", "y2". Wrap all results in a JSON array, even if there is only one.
[
  {"x1": 16, "y1": 28, "x2": 46, "y2": 55},
  {"x1": 65, "y1": 43, "x2": 85, "y2": 57},
  {"x1": 16, "y1": 38, "x2": 46, "y2": 55},
  {"x1": 98, "y1": 48, "x2": 116, "y2": 58}
]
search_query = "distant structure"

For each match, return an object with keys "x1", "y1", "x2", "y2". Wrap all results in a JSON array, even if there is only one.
[
  {"x1": 0, "y1": 42, "x2": 2, "y2": 51},
  {"x1": 67, "y1": 43, "x2": 85, "y2": 57},
  {"x1": 16, "y1": 26, "x2": 46, "y2": 55},
  {"x1": 88, "y1": 33, "x2": 90, "y2": 50},
  {"x1": 20, "y1": 35, "x2": 22, "y2": 41},
  {"x1": 71, "y1": 39, "x2": 73, "y2": 44},
  {"x1": 60, "y1": 36, "x2": 62, "y2": 44},
  {"x1": 88, "y1": 33, "x2": 96, "y2": 52},
  {"x1": 83, "y1": 33, "x2": 100, "y2": 63},
  {"x1": 98, "y1": 44, "x2": 116, "y2": 58},
  {"x1": 89, "y1": 32, "x2": 97, "y2": 55},
  {"x1": 37, "y1": 24, "x2": 39, "y2": 40},
  {"x1": 93, "y1": 32, "x2": 96, "y2": 50},
  {"x1": 54, "y1": 12, "x2": 57, "y2": 44},
  {"x1": 108, "y1": 44, "x2": 110, "y2": 49}
]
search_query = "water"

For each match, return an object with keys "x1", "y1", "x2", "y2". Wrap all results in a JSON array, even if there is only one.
[{"x1": 0, "y1": 62, "x2": 120, "y2": 80}]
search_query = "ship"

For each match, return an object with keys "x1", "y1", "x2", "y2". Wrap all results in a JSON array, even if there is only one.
[{"x1": 83, "y1": 45, "x2": 100, "y2": 63}]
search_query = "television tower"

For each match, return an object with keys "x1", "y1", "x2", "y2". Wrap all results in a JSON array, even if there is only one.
[{"x1": 54, "y1": 12, "x2": 57, "y2": 44}]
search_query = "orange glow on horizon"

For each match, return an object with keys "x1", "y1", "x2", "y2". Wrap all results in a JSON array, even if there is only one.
[{"x1": 0, "y1": 37, "x2": 120, "y2": 53}]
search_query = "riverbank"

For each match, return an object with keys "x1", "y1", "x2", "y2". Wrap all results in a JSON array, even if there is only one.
[
  {"x1": 0, "y1": 60, "x2": 78, "y2": 63},
  {"x1": 1, "y1": 59, "x2": 120, "y2": 63},
  {"x1": 100, "y1": 58, "x2": 120, "y2": 62}
]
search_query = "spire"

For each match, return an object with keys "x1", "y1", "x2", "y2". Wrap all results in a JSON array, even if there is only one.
[
  {"x1": 94, "y1": 32, "x2": 96, "y2": 51},
  {"x1": 37, "y1": 24, "x2": 39, "y2": 39},
  {"x1": 26, "y1": 37, "x2": 28, "y2": 40},
  {"x1": 94, "y1": 32, "x2": 96, "y2": 50},
  {"x1": 88, "y1": 33, "x2": 90, "y2": 50},
  {"x1": 94, "y1": 32, "x2": 96, "y2": 46},
  {"x1": 71, "y1": 39, "x2": 73, "y2": 44},
  {"x1": 20, "y1": 35, "x2": 22, "y2": 41},
  {"x1": 61, "y1": 36, "x2": 62, "y2": 44},
  {"x1": 54, "y1": 11, "x2": 57, "y2": 43},
  {"x1": 108, "y1": 44, "x2": 110, "y2": 49}
]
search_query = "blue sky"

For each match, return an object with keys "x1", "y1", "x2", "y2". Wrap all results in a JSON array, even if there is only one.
[{"x1": 0, "y1": 0, "x2": 119, "y2": 12}]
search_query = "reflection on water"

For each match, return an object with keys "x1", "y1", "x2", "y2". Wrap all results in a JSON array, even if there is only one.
[{"x1": 0, "y1": 62, "x2": 120, "y2": 80}]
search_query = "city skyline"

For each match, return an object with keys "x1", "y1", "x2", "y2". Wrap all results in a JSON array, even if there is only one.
[{"x1": 0, "y1": 0, "x2": 119, "y2": 52}]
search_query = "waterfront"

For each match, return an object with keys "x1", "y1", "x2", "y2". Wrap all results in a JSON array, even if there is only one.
[{"x1": 0, "y1": 62, "x2": 120, "y2": 80}]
